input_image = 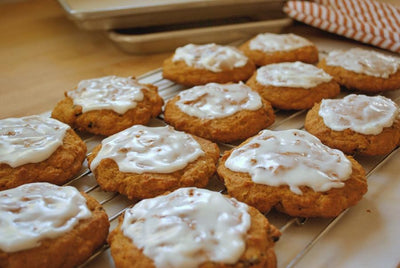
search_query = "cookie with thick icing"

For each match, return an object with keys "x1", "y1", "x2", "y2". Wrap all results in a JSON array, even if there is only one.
[
  {"x1": 240, "y1": 33, "x2": 318, "y2": 66},
  {"x1": 305, "y1": 94, "x2": 400, "y2": 156},
  {"x1": 108, "y1": 187, "x2": 280, "y2": 268},
  {"x1": 217, "y1": 129, "x2": 367, "y2": 218},
  {"x1": 0, "y1": 182, "x2": 109, "y2": 268},
  {"x1": 246, "y1": 62, "x2": 340, "y2": 110},
  {"x1": 87, "y1": 125, "x2": 220, "y2": 200},
  {"x1": 0, "y1": 115, "x2": 86, "y2": 190},
  {"x1": 318, "y1": 48, "x2": 400, "y2": 92},
  {"x1": 52, "y1": 76, "x2": 163, "y2": 136},
  {"x1": 164, "y1": 82, "x2": 275, "y2": 143},
  {"x1": 162, "y1": 43, "x2": 256, "y2": 86}
]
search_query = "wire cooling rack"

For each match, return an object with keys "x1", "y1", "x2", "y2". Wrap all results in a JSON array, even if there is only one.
[{"x1": 67, "y1": 67, "x2": 400, "y2": 268}]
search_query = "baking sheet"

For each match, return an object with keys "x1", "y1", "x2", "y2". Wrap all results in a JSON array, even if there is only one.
[
  {"x1": 107, "y1": 18, "x2": 293, "y2": 54},
  {"x1": 57, "y1": 0, "x2": 286, "y2": 30}
]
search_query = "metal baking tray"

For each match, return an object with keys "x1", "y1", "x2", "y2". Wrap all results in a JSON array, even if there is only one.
[
  {"x1": 57, "y1": 0, "x2": 287, "y2": 31},
  {"x1": 106, "y1": 17, "x2": 292, "y2": 54}
]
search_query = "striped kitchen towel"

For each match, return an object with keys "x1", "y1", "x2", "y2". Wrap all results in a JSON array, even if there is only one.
[{"x1": 283, "y1": 0, "x2": 400, "y2": 53}]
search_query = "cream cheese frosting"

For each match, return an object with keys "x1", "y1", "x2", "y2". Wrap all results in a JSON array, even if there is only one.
[
  {"x1": 325, "y1": 48, "x2": 400, "y2": 78},
  {"x1": 319, "y1": 94, "x2": 399, "y2": 135},
  {"x1": 249, "y1": 33, "x2": 313, "y2": 52},
  {"x1": 0, "y1": 182, "x2": 91, "y2": 253},
  {"x1": 121, "y1": 187, "x2": 250, "y2": 268},
  {"x1": 67, "y1": 76, "x2": 147, "y2": 114},
  {"x1": 172, "y1": 43, "x2": 248, "y2": 72},
  {"x1": 256, "y1": 61, "x2": 333, "y2": 88},
  {"x1": 0, "y1": 115, "x2": 69, "y2": 168},
  {"x1": 89, "y1": 125, "x2": 204, "y2": 174},
  {"x1": 225, "y1": 129, "x2": 352, "y2": 195},
  {"x1": 175, "y1": 82, "x2": 262, "y2": 119}
]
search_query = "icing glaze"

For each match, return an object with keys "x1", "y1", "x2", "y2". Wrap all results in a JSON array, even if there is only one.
[
  {"x1": 319, "y1": 94, "x2": 399, "y2": 135},
  {"x1": 0, "y1": 182, "x2": 91, "y2": 253},
  {"x1": 325, "y1": 48, "x2": 400, "y2": 78},
  {"x1": 67, "y1": 76, "x2": 147, "y2": 114},
  {"x1": 90, "y1": 125, "x2": 204, "y2": 173},
  {"x1": 256, "y1": 61, "x2": 332, "y2": 88},
  {"x1": 249, "y1": 33, "x2": 313, "y2": 52},
  {"x1": 0, "y1": 115, "x2": 69, "y2": 168},
  {"x1": 225, "y1": 129, "x2": 352, "y2": 195},
  {"x1": 172, "y1": 43, "x2": 248, "y2": 72},
  {"x1": 175, "y1": 82, "x2": 262, "y2": 119},
  {"x1": 121, "y1": 187, "x2": 250, "y2": 268}
]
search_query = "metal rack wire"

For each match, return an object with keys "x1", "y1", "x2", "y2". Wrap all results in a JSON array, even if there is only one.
[{"x1": 71, "y1": 68, "x2": 400, "y2": 268}]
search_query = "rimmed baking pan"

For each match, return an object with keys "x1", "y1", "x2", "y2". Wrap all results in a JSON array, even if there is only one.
[
  {"x1": 57, "y1": 0, "x2": 287, "y2": 30},
  {"x1": 106, "y1": 17, "x2": 292, "y2": 54}
]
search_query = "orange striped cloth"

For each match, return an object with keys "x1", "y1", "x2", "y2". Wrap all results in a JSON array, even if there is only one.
[{"x1": 283, "y1": 0, "x2": 400, "y2": 53}]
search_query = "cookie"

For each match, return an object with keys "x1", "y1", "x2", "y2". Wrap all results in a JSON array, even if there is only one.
[
  {"x1": 0, "y1": 115, "x2": 87, "y2": 190},
  {"x1": 51, "y1": 75, "x2": 163, "y2": 136},
  {"x1": 0, "y1": 182, "x2": 109, "y2": 268},
  {"x1": 239, "y1": 33, "x2": 318, "y2": 66},
  {"x1": 305, "y1": 94, "x2": 400, "y2": 156},
  {"x1": 162, "y1": 43, "x2": 256, "y2": 86},
  {"x1": 108, "y1": 187, "x2": 280, "y2": 268},
  {"x1": 217, "y1": 129, "x2": 368, "y2": 218},
  {"x1": 318, "y1": 48, "x2": 400, "y2": 92},
  {"x1": 87, "y1": 125, "x2": 220, "y2": 200},
  {"x1": 246, "y1": 61, "x2": 340, "y2": 110},
  {"x1": 164, "y1": 82, "x2": 275, "y2": 143}
]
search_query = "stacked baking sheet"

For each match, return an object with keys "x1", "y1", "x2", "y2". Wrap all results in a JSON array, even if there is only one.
[{"x1": 57, "y1": 0, "x2": 291, "y2": 53}]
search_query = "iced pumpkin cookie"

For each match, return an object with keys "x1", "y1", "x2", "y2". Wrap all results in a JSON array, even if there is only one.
[
  {"x1": 109, "y1": 187, "x2": 280, "y2": 268},
  {"x1": 217, "y1": 129, "x2": 367, "y2": 218},
  {"x1": 239, "y1": 33, "x2": 318, "y2": 66},
  {"x1": 164, "y1": 82, "x2": 275, "y2": 143},
  {"x1": 305, "y1": 94, "x2": 400, "y2": 156},
  {"x1": 0, "y1": 182, "x2": 109, "y2": 268},
  {"x1": 87, "y1": 125, "x2": 220, "y2": 200},
  {"x1": 162, "y1": 43, "x2": 256, "y2": 86},
  {"x1": 52, "y1": 75, "x2": 163, "y2": 136},
  {"x1": 0, "y1": 115, "x2": 86, "y2": 190},
  {"x1": 246, "y1": 62, "x2": 340, "y2": 110},
  {"x1": 318, "y1": 48, "x2": 400, "y2": 92}
]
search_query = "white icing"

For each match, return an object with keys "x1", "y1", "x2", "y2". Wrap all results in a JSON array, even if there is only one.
[
  {"x1": 249, "y1": 33, "x2": 313, "y2": 52},
  {"x1": 121, "y1": 187, "x2": 250, "y2": 268},
  {"x1": 67, "y1": 76, "x2": 147, "y2": 114},
  {"x1": 225, "y1": 129, "x2": 352, "y2": 195},
  {"x1": 90, "y1": 125, "x2": 204, "y2": 174},
  {"x1": 175, "y1": 82, "x2": 262, "y2": 119},
  {"x1": 256, "y1": 61, "x2": 333, "y2": 88},
  {"x1": 0, "y1": 115, "x2": 69, "y2": 168},
  {"x1": 0, "y1": 182, "x2": 91, "y2": 253},
  {"x1": 325, "y1": 48, "x2": 400, "y2": 78},
  {"x1": 319, "y1": 94, "x2": 399, "y2": 135},
  {"x1": 172, "y1": 43, "x2": 248, "y2": 72}
]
